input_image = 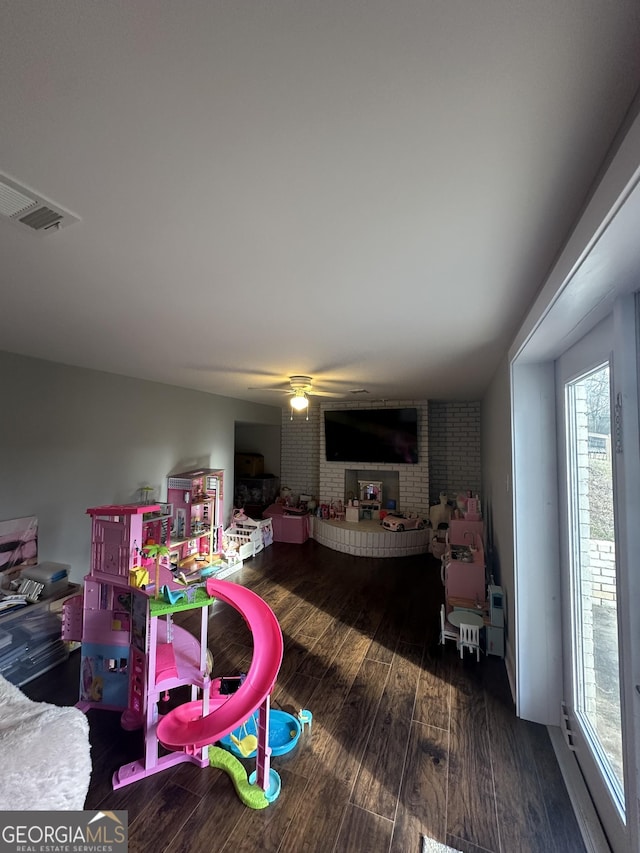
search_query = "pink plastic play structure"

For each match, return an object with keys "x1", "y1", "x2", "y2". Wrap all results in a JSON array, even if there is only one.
[
  {"x1": 156, "y1": 579, "x2": 283, "y2": 791},
  {"x1": 64, "y1": 499, "x2": 284, "y2": 799}
]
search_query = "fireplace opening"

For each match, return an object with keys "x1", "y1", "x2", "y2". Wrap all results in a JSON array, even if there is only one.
[{"x1": 344, "y1": 470, "x2": 400, "y2": 510}]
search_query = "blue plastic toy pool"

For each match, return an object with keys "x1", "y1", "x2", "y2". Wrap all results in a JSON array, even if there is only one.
[{"x1": 220, "y1": 709, "x2": 301, "y2": 759}]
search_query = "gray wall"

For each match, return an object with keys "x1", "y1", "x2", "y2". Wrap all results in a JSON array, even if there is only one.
[
  {"x1": 480, "y1": 353, "x2": 515, "y2": 685},
  {"x1": 0, "y1": 351, "x2": 281, "y2": 584}
]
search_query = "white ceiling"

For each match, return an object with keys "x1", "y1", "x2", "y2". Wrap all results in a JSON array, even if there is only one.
[{"x1": 1, "y1": 1, "x2": 639, "y2": 406}]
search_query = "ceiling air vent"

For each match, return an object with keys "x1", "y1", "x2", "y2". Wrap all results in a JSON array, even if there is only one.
[{"x1": 0, "y1": 172, "x2": 80, "y2": 234}]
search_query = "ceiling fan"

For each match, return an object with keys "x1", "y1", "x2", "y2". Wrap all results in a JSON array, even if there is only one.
[{"x1": 249, "y1": 375, "x2": 367, "y2": 414}]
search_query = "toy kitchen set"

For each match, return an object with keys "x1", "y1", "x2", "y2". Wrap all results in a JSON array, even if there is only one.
[{"x1": 440, "y1": 494, "x2": 504, "y2": 658}]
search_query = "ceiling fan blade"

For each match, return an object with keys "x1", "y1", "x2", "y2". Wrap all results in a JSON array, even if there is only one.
[
  {"x1": 308, "y1": 389, "x2": 350, "y2": 398},
  {"x1": 248, "y1": 373, "x2": 367, "y2": 399}
]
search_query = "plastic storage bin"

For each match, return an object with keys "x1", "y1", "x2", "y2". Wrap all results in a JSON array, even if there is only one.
[
  {"x1": 0, "y1": 607, "x2": 69, "y2": 686},
  {"x1": 234, "y1": 475, "x2": 280, "y2": 509},
  {"x1": 0, "y1": 583, "x2": 81, "y2": 686}
]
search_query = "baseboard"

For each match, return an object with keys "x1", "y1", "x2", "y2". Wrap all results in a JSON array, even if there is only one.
[
  {"x1": 547, "y1": 725, "x2": 611, "y2": 853},
  {"x1": 505, "y1": 643, "x2": 516, "y2": 704}
]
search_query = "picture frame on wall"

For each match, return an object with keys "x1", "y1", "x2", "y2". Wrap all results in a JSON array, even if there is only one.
[{"x1": 0, "y1": 515, "x2": 38, "y2": 580}]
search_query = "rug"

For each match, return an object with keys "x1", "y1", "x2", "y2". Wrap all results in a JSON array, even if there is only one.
[
  {"x1": 420, "y1": 835, "x2": 463, "y2": 853},
  {"x1": 0, "y1": 674, "x2": 92, "y2": 810}
]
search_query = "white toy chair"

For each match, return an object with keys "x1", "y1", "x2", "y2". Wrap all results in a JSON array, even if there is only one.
[
  {"x1": 459, "y1": 623, "x2": 481, "y2": 661},
  {"x1": 439, "y1": 604, "x2": 460, "y2": 649}
]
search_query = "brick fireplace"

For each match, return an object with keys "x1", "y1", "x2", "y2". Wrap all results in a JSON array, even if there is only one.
[
  {"x1": 280, "y1": 400, "x2": 431, "y2": 557},
  {"x1": 318, "y1": 401, "x2": 429, "y2": 516}
]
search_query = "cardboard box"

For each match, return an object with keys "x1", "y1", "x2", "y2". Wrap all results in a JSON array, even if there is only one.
[{"x1": 234, "y1": 453, "x2": 264, "y2": 477}]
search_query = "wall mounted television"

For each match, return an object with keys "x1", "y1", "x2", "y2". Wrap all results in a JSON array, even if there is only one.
[{"x1": 324, "y1": 407, "x2": 418, "y2": 464}]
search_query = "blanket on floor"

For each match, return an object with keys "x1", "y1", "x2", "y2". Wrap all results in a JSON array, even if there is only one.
[{"x1": 0, "y1": 674, "x2": 91, "y2": 810}]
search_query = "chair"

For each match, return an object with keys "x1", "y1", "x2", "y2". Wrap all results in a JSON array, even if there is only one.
[
  {"x1": 439, "y1": 604, "x2": 460, "y2": 649},
  {"x1": 459, "y1": 623, "x2": 481, "y2": 661}
]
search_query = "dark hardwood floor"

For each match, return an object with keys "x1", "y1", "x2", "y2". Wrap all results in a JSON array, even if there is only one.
[{"x1": 24, "y1": 540, "x2": 586, "y2": 853}]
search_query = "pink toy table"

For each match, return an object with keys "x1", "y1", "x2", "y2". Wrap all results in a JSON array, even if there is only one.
[{"x1": 262, "y1": 505, "x2": 309, "y2": 543}]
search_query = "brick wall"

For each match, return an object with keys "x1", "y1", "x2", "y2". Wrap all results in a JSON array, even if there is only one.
[
  {"x1": 428, "y1": 401, "x2": 482, "y2": 504},
  {"x1": 280, "y1": 399, "x2": 483, "y2": 514},
  {"x1": 318, "y1": 401, "x2": 429, "y2": 515},
  {"x1": 582, "y1": 539, "x2": 616, "y2": 722},
  {"x1": 590, "y1": 539, "x2": 616, "y2": 606},
  {"x1": 280, "y1": 402, "x2": 321, "y2": 499}
]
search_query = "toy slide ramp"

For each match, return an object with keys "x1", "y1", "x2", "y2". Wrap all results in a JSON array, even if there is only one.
[{"x1": 157, "y1": 580, "x2": 283, "y2": 751}]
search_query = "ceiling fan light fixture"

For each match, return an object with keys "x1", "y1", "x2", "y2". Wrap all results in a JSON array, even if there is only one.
[{"x1": 290, "y1": 391, "x2": 309, "y2": 411}]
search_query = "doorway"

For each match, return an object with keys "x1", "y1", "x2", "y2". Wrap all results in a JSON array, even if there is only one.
[
  {"x1": 512, "y1": 298, "x2": 640, "y2": 852},
  {"x1": 556, "y1": 317, "x2": 627, "y2": 850}
]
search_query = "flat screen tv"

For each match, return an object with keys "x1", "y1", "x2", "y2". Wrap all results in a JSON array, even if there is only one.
[{"x1": 324, "y1": 407, "x2": 418, "y2": 464}]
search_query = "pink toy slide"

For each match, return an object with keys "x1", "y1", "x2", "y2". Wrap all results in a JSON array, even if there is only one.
[{"x1": 157, "y1": 579, "x2": 284, "y2": 751}]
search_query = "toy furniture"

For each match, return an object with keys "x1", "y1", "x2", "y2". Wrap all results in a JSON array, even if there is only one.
[
  {"x1": 485, "y1": 584, "x2": 505, "y2": 657},
  {"x1": 166, "y1": 468, "x2": 224, "y2": 569},
  {"x1": 345, "y1": 505, "x2": 359, "y2": 523},
  {"x1": 447, "y1": 610, "x2": 485, "y2": 662},
  {"x1": 262, "y1": 504, "x2": 310, "y2": 543},
  {"x1": 439, "y1": 603, "x2": 459, "y2": 650},
  {"x1": 155, "y1": 578, "x2": 284, "y2": 801},
  {"x1": 458, "y1": 622, "x2": 481, "y2": 661},
  {"x1": 331, "y1": 500, "x2": 345, "y2": 521},
  {"x1": 223, "y1": 510, "x2": 273, "y2": 560},
  {"x1": 70, "y1": 503, "x2": 192, "y2": 716},
  {"x1": 448, "y1": 518, "x2": 484, "y2": 547},
  {"x1": 358, "y1": 481, "x2": 382, "y2": 519},
  {"x1": 486, "y1": 623, "x2": 505, "y2": 658},
  {"x1": 68, "y1": 499, "x2": 285, "y2": 804},
  {"x1": 298, "y1": 708, "x2": 313, "y2": 731},
  {"x1": 441, "y1": 534, "x2": 486, "y2": 603}
]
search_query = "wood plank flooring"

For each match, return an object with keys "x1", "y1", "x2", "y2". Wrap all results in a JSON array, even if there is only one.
[{"x1": 23, "y1": 540, "x2": 586, "y2": 853}]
